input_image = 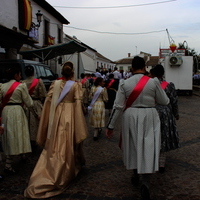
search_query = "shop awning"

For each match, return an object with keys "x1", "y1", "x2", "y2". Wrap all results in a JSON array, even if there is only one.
[{"x1": 19, "y1": 40, "x2": 86, "y2": 61}]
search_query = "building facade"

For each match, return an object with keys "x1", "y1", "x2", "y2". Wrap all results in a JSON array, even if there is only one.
[
  {"x1": 115, "y1": 52, "x2": 159, "y2": 73},
  {"x1": 0, "y1": 0, "x2": 70, "y2": 75}
]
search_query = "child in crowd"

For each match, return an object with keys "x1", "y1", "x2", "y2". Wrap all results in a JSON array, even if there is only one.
[{"x1": 88, "y1": 77, "x2": 108, "y2": 141}]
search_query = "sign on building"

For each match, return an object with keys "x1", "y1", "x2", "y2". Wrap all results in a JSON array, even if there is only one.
[{"x1": 159, "y1": 49, "x2": 186, "y2": 58}]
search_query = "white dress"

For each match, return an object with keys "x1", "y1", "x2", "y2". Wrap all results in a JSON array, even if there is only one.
[
  {"x1": 107, "y1": 74, "x2": 169, "y2": 174},
  {"x1": 0, "y1": 80, "x2": 33, "y2": 155}
]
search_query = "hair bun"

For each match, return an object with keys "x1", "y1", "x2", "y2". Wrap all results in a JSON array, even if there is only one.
[
  {"x1": 63, "y1": 65, "x2": 73, "y2": 74},
  {"x1": 61, "y1": 62, "x2": 74, "y2": 78},
  {"x1": 25, "y1": 65, "x2": 34, "y2": 76}
]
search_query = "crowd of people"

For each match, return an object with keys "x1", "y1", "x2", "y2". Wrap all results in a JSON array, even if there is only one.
[{"x1": 0, "y1": 57, "x2": 179, "y2": 200}]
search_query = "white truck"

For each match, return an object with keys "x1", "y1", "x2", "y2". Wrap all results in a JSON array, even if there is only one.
[{"x1": 161, "y1": 56, "x2": 193, "y2": 95}]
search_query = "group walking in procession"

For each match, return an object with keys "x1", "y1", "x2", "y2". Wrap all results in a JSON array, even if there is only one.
[{"x1": 0, "y1": 56, "x2": 180, "y2": 200}]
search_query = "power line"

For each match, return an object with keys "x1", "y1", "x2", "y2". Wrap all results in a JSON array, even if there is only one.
[
  {"x1": 53, "y1": 0, "x2": 176, "y2": 9},
  {"x1": 64, "y1": 25, "x2": 166, "y2": 35}
]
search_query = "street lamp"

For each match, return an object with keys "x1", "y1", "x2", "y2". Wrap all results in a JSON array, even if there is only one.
[{"x1": 32, "y1": 10, "x2": 43, "y2": 29}]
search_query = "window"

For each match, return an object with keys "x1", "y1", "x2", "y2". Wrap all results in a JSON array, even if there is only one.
[
  {"x1": 119, "y1": 66, "x2": 124, "y2": 70},
  {"x1": 45, "y1": 68, "x2": 54, "y2": 80},
  {"x1": 58, "y1": 27, "x2": 62, "y2": 43},
  {"x1": 31, "y1": 65, "x2": 39, "y2": 78},
  {"x1": 38, "y1": 65, "x2": 46, "y2": 78},
  {"x1": 44, "y1": 19, "x2": 50, "y2": 46},
  {"x1": 32, "y1": 65, "x2": 41, "y2": 78}
]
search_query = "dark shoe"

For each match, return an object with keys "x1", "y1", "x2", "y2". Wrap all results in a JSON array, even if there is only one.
[
  {"x1": 0, "y1": 175, "x2": 4, "y2": 181},
  {"x1": 98, "y1": 128, "x2": 102, "y2": 134},
  {"x1": 93, "y1": 137, "x2": 98, "y2": 141},
  {"x1": 4, "y1": 167, "x2": 18, "y2": 175},
  {"x1": 141, "y1": 184, "x2": 150, "y2": 200},
  {"x1": 131, "y1": 175, "x2": 139, "y2": 186},
  {"x1": 20, "y1": 154, "x2": 28, "y2": 163},
  {"x1": 20, "y1": 157, "x2": 28, "y2": 164},
  {"x1": 131, "y1": 169, "x2": 139, "y2": 186},
  {"x1": 159, "y1": 167, "x2": 165, "y2": 173}
]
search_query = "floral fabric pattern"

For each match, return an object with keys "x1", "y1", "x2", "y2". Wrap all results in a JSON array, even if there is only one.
[{"x1": 156, "y1": 81, "x2": 180, "y2": 152}]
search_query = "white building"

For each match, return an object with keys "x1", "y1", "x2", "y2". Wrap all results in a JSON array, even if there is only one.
[
  {"x1": 96, "y1": 52, "x2": 115, "y2": 71},
  {"x1": 0, "y1": 0, "x2": 69, "y2": 59},
  {"x1": 115, "y1": 52, "x2": 159, "y2": 73},
  {"x1": 0, "y1": 0, "x2": 86, "y2": 76},
  {"x1": 62, "y1": 35, "x2": 115, "y2": 79}
]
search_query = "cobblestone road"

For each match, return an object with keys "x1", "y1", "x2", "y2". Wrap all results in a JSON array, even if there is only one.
[{"x1": 0, "y1": 89, "x2": 200, "y2": 200}]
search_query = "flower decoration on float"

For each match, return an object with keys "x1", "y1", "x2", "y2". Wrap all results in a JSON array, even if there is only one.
[{"x1": 169, "y1": 43, "x2": 177, "y2": 53}]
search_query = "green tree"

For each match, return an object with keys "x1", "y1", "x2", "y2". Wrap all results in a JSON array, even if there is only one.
[{"x1": 178, "y1": 42, "x2": 199, "y2": 73}]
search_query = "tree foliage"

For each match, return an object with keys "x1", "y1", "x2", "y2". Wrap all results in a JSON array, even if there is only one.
[{"x1": 178, "y1": 42, "x2": 199, "y2": 73}]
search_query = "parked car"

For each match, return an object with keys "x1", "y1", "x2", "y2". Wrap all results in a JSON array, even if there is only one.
[{"x1": 0, "y1": 59, "x2": 58, "y2": 90}]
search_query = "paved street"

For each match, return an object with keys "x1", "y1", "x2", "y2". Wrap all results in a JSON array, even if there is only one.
[{"x1": 0, "y1": 89, "x2": 200, "y2": 200}]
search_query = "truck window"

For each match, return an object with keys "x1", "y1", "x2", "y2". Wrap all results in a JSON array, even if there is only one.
[
  {"x1": 37, "y1": 65, "x2": 46, "y2": 79},
  {"x1": 45, "y1": 68, "x2": 54, "y2": 80},
  {"x1": 33, "y1": 65, "x2": 39, "y2": 78}
]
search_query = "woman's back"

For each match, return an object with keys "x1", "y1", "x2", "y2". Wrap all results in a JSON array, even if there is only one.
[{"x1": 119, "y1": 74, "x2": 169, "y2": 108}]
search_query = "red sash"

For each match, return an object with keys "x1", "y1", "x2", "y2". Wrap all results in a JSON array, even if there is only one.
[
  {"x1": 29, "y1": 78, "x2": 39, "y2": 95},
  {"x1": 160, "y1": 81, "x2": 169, "y2": 90},
  {"x1": 57, "y1": 77, "x2": 64, "y2": 80},
  {"x1": 124, "y1": 76, "x2": 150, "y2": 111},
  {"x1": 81, "y1": 78, "x2": 87, "y2": 84},
  {"x1": 119, "y1": 76, "x2": 150, "y2": 149},
  {"x1": 106, "y1": 79, "x2": 115, "y2": 89},
  {"x1": 0, "y1": 82, "x2": 20, "y2": 123},
  {"x1": 2, "y1": 82, "x2": 21, "y2": 108}
]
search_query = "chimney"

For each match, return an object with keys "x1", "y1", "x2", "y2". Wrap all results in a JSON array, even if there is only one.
[{"x1": 128, "y1": 53, "x2": 131, "y2": 57}]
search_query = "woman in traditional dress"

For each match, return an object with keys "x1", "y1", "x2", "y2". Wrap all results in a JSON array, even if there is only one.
[
  {"x1": 80, "y1": 73, "x2": 90, "y2": 112},
  {"x1": 24, "y1": 61, "x2": 88, "y2": 199},
  {"x1": 23, "y1": 65, "x2": 46, "y2": 150},
  {"x1": 106, "y1": 56, "x2": 169, "y2": 200},
  {"x1": 0, "y1": 66, "x2": 34, "y2": 174},
  {"x1": 105, "y1": 73, "x2": 119, "y2": 116},
  {"x1": 88, "y1": 77, "x2": 108, "y2": 141},
  {"x1": 150, "y1": 65, "x2": 179, "y2": 173}
]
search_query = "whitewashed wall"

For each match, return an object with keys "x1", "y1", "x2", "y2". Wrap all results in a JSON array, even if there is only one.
[
  {"x1": 96, "y1": 59, "x2": 115, "y2": 70},
  {"x1": 30, "y1": 0, "x2": 63, "y2": 46},
  {"x1": 0, "y1": 0, "x2": 20, "y2": 31},
  {"x1": 115, "y1": 63, "x2": 131, "y2": 72},
  {"x1": 63, "y1": 48, "x2": 96, "y2": 80},
  {"x1": 0, "y1": 0, "x2": 63, "y2": 46}
]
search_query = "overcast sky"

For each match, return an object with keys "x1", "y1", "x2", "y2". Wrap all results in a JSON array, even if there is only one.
[{"x1": 45, "y1": 0, "x2": 200, "y2": 61}]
